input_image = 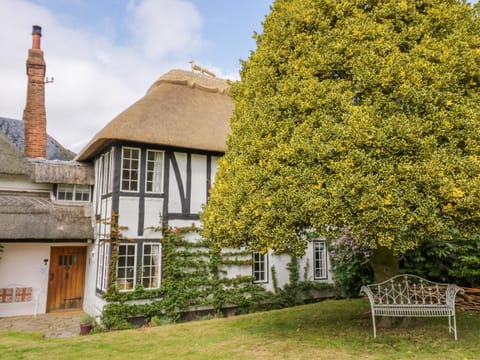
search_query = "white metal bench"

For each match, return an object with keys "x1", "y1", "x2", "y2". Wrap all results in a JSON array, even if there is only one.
[{"x1": 360, "y1": 274, "x2": 464, "y2": 340}]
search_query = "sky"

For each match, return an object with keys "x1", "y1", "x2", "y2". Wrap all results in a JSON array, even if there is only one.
[{"x1": 0, "y1": 0, "x2": 273, "y2": 153}]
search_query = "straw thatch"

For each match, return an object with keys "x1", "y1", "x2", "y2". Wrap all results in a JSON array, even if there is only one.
[
  {"x1": 0, "y1": 193, "x2": 93, "y2": 240},
  {"x1": 76, "y1": 69, "x2": 233, "y2": 161},
  {"x1": 28, "y1": 159, "x2": 94, "y2": 185},
  {"x1": 0, "y1": 131, "x2": 29, "y2": 175}
]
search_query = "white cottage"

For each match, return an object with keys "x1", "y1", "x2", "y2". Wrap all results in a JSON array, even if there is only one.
[
  {"x1": 76, "y1": 69, "x2": 332, "y2": 317},
  {"x1": 0, "y1": 26, "x2": 94, "y2": 317},
  {"x1": 1, "y1": 26, "x2": 332, "y2": 321}
]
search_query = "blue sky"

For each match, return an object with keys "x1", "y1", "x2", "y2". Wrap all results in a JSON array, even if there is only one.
[
  {"x1": 0, "y1": 0, "x2": 477, "y2": 153},
  {"x1": 0, "y1": 0, "x2": 272, "y2": 152}
]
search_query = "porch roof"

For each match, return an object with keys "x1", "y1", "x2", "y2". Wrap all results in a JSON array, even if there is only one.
[{"x1": 0, "y1": 193, "x2": 93, "y2": 240}]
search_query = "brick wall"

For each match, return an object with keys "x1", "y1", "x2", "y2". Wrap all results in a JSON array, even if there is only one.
[{"x1": 23, "y1": 30, "x2": 47, "y2": 159}]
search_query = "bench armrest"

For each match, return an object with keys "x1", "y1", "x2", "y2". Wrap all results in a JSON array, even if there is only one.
[
  {"x1": 360, "y1": 285, "x2": 376, "y2": 307},
  {"x1": 446, "y1": 284, "x2": 464, "y2": 307}
]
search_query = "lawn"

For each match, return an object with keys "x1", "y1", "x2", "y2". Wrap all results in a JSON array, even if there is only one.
[{"x1": 1, "y1": 299, "x2": 479, "y2": 360}]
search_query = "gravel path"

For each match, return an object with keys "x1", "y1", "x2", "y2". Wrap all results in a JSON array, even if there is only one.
[{"x1": 0, "y1": 312, "x2": 84, "y2": 338}]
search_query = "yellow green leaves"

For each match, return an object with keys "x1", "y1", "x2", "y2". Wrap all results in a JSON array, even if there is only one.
[{"x1": 201, "y1": 0, "x2": 480, "y2": 257}]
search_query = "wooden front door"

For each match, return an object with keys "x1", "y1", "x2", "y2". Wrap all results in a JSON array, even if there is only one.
[{"x1": 47, "y1": 246, "x2": 87, "y2": 312}]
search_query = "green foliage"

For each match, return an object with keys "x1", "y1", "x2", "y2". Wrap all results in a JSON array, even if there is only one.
[
  {"x1": 329, "y1": 230, "x2": 374, "y2": 297},
  {"x1": 401, "y1": 233, "x2": 480, "y2": 287},
  {"x1": 149, "y1": 315, "x2": 174, "y2": 327},
  {"x1": 3, "y1": 301, "x2": 480, "y2": 360},
  {"x1": 201, "y1": 0, "x2": 480, "y2": 258},
  {"x1": 101, "y1": 227, "x2": 335, "y2": 329},
  {"x1": 263, "y1": 255, "x2": 335, "y2": 309},
  {"x1": 80, "y1": 314, "x2": 95, "y2": 325},
  {"x1": 101, "y1": 226, "x2": 269, "y2": 329}
]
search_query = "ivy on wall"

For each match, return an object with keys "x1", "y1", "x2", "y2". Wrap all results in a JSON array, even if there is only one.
[
  {"x1": 100, "y1": 221, "x2": 334, "y2": 330},
  {"x1": 101, "y1": 226, "x2": 271, "y2": 329}
]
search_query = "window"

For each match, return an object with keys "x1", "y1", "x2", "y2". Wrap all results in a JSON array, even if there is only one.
[
  {"x1": 57, "y1": 184, "x2": 91, "y2": 201},
  {"x1": 100, "y1": 150, "x2": 114, "y2": 196},
  {"x1": 146, "y1": 150, "x2": 164, "y2": 193},
  {"x1": 116, "y1": 244, "x2": 137, "y2": 291},
  {"x1": 252, "y1": 252, "x2": 268, "y2": 283},
  {"x1": 107, "y1": 149, "x2": 114, "y2": 194},
  {"x1": 96, "y1": 241, "x2": 110, "y2": 292},
  {"x1": 121, "y1": 147, "x2": 140, "y2": 192},
  {"x1": 313, "y1": 241, "x2": 328, "y2": 280},
  {"x1": 142, "y1": 243, "x2": 161, "y2": 289}
]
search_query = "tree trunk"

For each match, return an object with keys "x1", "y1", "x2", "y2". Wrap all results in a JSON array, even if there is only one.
[
  {"x1": 369, "y1": 247, "x2": 400, "y2": 328},
  {"x1": 369, "y1": 247, "x2": 399, "y2": 282}
]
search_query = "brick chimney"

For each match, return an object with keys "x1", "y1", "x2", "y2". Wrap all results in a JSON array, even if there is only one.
[{"x1": 23, "y1": 25, "x2": 47, "y2": 159}]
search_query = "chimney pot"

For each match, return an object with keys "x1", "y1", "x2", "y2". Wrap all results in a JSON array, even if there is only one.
[
  {"x1": 32, "y1": 25, "x2": 42, "y2": 49},
  {"x1": 32, "y1": 25, "x2": 42, "y2": 35}
]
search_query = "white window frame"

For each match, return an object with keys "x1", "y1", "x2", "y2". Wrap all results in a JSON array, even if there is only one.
[
  {"x1": 99, "y1": 151, "x2": 113, "y2": 196},
  {"x1": 145, "y1": 150, "x2": 164, "y2": 193},
  {"x1": 101, "y1": 153, "x2": 107, "y2": 195},
  {"x1": 141, "y1": 243, "x2": 162, "y2": 289},
  {"x1": 116, "y1": 243, "x2": 137, "y2": 291},
  {"x1": 57, "y1": 184, "x2": 91, "y2": 202},
  {"x1": 121, "y1": 147, "x2": 140, "y2": 192},
  {"x1": 313, "y1": 240, "x2": 328, "y2": 280},
  {"x1": 108, "y1": 148, "x2": 114, "y2": 194},
  {"x1": 252, "y1": 252, "x2": 268, "y2": 284},
  {"x1": 96, "y1": 241, "x2": 111, "y2": 292}
]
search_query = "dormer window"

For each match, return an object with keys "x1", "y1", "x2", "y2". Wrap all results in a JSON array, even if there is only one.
[{"x1": 57, "y1": 184, "x2": 91, "y2": 201}]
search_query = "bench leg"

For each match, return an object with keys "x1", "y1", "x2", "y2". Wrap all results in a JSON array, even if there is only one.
[
  {"x1": 453, "y1": 314, "x2": 458, "y2": 341},
  {"x1": 371, "y1": 311, "x2": 377, "y2": 339},
  {"x1": 448, "y1": 315, "x2": 451, "y2": 334}
]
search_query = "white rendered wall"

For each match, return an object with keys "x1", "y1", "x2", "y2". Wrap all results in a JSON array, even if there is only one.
[
  {"x1": 0, "y1": 242, "x2": 87, "y2": 317},
  {"x1": 82, "y1": 243, "x2": 108, "y2": 317},
  {"x1": 118, "y1": 197, "x2": 139, "y2": 238},
  {"x1": 190, "y1": 154, "x2": 207, "y2": 214},
  {"x1": 168, "y1": 152, "x2": 187, "y2": 214},
  {"x1": 168, "y1": 219, "x2": 201, "y2": 229},
  {"x1": 264, "y1": 252, "x2": 291, "y2": 292},
  {"x1": 143, "y1": 198, "x2": 164, "y2": 237},
  {"x1": 0, "y1": 174, "x2": 51, "y2": 192}
]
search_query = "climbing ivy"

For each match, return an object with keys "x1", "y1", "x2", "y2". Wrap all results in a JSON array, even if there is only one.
[{"x1": 101, "y1": 226, "x2": 270, "y2": 329}]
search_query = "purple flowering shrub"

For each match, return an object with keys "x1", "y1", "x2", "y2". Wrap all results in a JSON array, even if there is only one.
[{"x1": 329, "y1": 229, "x2": 373, "y2": 298}]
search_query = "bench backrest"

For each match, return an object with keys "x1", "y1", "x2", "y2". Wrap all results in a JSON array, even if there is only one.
[{"x1": 364, "y1": 274, "x2": 450, "y2": 306}]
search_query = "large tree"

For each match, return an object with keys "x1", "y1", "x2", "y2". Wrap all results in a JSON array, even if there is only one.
[{"x1": 202, "y1": 0, "x2": 480, "y2": 279}]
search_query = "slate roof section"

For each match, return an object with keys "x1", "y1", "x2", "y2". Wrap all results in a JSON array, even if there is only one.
[
  {"x1": 0, "y1": 117, "x2": 75, "y2": 161},
  {"x1": 0, "y1": 131, "x2": 29, "y2": 175}
]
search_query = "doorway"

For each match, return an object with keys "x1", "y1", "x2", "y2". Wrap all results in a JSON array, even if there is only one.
[{"x1": 46, "y1": 246, "x2": 87, "y2": 312}]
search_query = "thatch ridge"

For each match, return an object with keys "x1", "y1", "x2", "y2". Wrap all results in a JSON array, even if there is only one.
[
  {"x1": 28, "y1": 159, "x2": 94, "y2": 185},
  {"x1": 76, "y1": 69, "x2": 233, "y2": 161}
]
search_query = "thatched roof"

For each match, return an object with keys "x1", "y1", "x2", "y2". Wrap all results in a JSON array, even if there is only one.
[
  {"x1": 0, "y1": 131, "x2": 29, "y2": 175},
  {"x1": 76, "y1": 69, "x2": 233, "y2": 161},
  {"x1": 0, "y1": 193, "x2": 93, "y2": 240},
  {"x1": 28, "y1": 159, "x2": 94, "y2": 185}
]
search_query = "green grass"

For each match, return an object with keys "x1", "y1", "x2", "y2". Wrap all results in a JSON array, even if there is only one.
[{"x1": 1, "y1": 299, "x2": 479, "y2": 359}]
